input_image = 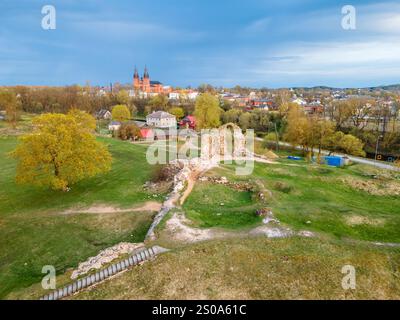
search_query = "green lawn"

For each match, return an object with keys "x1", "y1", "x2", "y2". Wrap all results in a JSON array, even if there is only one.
[
  {"x1": 183, "y1": 182, "x2": 263, "y2": 229},
  {"x1": 70, "y1": 237, "x2": 400, "y2": 300},
  {"x1": 186, "y1": 158, "x2": 400, "y2": 243},
  {"x1": 0, "y1": 136, "x2": 162, "y2": 299}
]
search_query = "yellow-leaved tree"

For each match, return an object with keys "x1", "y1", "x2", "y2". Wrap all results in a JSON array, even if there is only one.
[
  {"x1": 11, "y1": 110, "x2": 112, "y2": 191},
  {"x1": 194, "y1": 93, "x2": 222, "y2": 129},
  {"x1": 111, "y1": 105, "x2": 131, "y2": 122}
]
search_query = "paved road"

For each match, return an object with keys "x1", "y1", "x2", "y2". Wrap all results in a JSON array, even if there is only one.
[{"x1": 256, "y1": 138, "x2": 400, "y2": 172}]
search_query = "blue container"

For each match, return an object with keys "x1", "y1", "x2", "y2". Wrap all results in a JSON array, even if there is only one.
[
  {"x1": 324, "y1": 156, "x2": 344, "y2": 167},
  {"x1": 287, "y1": 156, "x2": 302, "y2": 161}
]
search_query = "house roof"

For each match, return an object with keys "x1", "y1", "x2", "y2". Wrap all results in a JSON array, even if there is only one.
[
  {"x1": 147, "y1": 111, "x2": 176, "y2": 120},
  {"x1": 132, "y1": 120, "x2": 147, "y2": 128},
  {"x1": 96, "y1": 109, "x2": 110, "y2": 117},
  {"x1": 181, "y1": 115, "x2": 195, "y2": 123}
]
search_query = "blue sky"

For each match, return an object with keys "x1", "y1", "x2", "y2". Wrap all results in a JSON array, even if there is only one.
[{"x1": 1, "y1": 0, "x2": 400, "y2": 88}]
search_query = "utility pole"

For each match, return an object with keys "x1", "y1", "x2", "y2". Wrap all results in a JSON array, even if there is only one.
[
  {"x1": 375, "y1": 134, "x2": 383, "y2": 161},
  {"x1": 274, "y1": 122, "x2": 280, "y2": 153}
]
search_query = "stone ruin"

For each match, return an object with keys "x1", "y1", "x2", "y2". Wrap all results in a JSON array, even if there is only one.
[{"x1": 200, "y1": 123, "x2": 249, "y2": 162}]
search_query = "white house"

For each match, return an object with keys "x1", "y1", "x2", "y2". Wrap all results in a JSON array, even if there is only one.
[
  {"x1": 292, "y1": 97, "x2": 307, "y2": 106},
  {"x1": 146, "y1": 111, "x2": 177, "y2": 128},
  {"x1": 96, "y1": 109, "x2": 112, "y2": 120},
  {"x1": 169, "y1": 92, "x2": 180, "y2": 100},
  {"x1": 108, "y1": 121, "x2": 121, "y2": 131},
  {"x1": 187, "y1": 91, "x2": 199, "y2": 100}
]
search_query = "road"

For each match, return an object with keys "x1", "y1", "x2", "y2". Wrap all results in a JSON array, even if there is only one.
[{"x1": 256, "y1": 138, "x2": 400, "y2": 172}]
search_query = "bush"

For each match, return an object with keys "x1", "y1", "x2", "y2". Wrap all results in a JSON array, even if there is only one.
[
  {"x1": 274, "y1": 181, "x2": 293, "y2": 194},
  {"x1": 264, "y1": 132, "x2": 278, "y2": 142},
  {"x1": 151, "y1": 164, "x2": 181, "y2": 183},
  {"x1": 117, "y1": 123, "x2": 140, "y2": 141}
]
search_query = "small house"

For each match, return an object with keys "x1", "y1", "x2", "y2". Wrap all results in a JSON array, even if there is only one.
[
  {"x1": 108, "y1": 121, "x2": 121, "y2": 131},
  {"x1": 179, "y1": 115, "x2": 196, "y2": 129},
  {"x1": 146, "y1": 111, "x2": 176, "y2": 128},
  {"x1": 96, "y1": 109, "x2": 112, "y2": 120}
]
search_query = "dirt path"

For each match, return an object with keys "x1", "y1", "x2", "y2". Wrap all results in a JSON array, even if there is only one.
[
  {"x1": 62, "y1": 201, "x2": 162, "y2": 215},
  {"x1": 163, "y1": 211, "x2": 314, "y2": 243},
  {"x1": 179, "y1": 171, "x2": 201, "y2": 205}
]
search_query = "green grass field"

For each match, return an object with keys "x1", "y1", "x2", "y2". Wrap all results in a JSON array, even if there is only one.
[
  {"x1": 70, "y1": 237, "x2": 400, "y2": 300},
  {"x1": 183, "y1": 183, "x2": 263, "y2": 229},
  {"x1": 183, "y1": 158, "x2": 400, "y2": 243},
  {"x1": 0, "y1": 136, "x2": 163, "y2": 299},
  {"x1": 2, "y1": 118, "x2": 400, "y2": 300}
]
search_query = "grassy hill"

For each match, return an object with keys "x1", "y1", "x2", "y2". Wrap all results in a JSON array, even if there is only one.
[
  {"x1": 69, "y1": 237, "x2": 400, "y2": 300},
  {"x1": 0, "y1": 136, "x2": 163, "y2": 299},
  {"x1": 2, "y1": 125, "x2": 400, "y2": 300}
]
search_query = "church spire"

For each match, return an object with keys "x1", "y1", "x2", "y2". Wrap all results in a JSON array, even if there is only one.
[
  {"x1": 134, "y1": 66, "x2": 139, "y2": 79},
  {"x1": 144, "y1": 66, "x2": 149, "y2": 79}
]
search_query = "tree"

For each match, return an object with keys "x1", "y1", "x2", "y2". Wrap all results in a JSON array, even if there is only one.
[
  {"x1": 284, "y1": 104, "x2": 311, "y2": 153},
  {"x1": 311, "y1": 118, "x2": 335, "y2": 156},
  {"x1": 115, "y1": 90, "x2": 130, "y2": 105},
  {"x1": 197, "y1": 84, "x2": 216, "y2": 94},
  {"x1": 222, "y1": 109, "x2": 242, "y2": 124},
  {"x1": 112, "y1": 105, "x2": 131, "y2": 122},
  {"x1": 327, "y1": 132, "x2": 366, "y2": 157},
  {"x1": 337, "y1": 133, "x2": 366, "y2": 157},
  {"x1": 239, "y1": 112, "x2": 252, "y2": 131},
  {"x1": 330, "y1": 100, "x2": 355, "y2": 130},
  {"x1": 168, "y1": 107, "x2": 185, "y2": 120},
  {"x1": 348, "y1": 99, "x2": 373, "y2": 131},
  {"x1": 11, "y1": 110, "x2": 112, "y2": 191},
  {"x1": 0, "y1": 90, "x2": 20, "y2": 128},
  {"x1": 194, "y1": 93, "x2": 222, "y2": 129},
  {"x1": 118, "y1": 123, "x2": 141, "y2": 141},
  {"x1": 250, "y1": 109, "x2": 270, "y2": 132},
  {"x1": 147, "y1": 94, "x2": 169, "y2": 113}
]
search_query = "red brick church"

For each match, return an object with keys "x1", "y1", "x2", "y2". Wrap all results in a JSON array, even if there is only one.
[{"x1": 133, "y1": 67, "x2": 171, "y2": 94}]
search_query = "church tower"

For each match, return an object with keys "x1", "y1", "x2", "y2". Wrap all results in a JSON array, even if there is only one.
[
  {"x1": 133, "y1": 67, "x2": 140, "y2": 90},
  {"x1": 142, "y1": 66, "x2": 151, "y2": 93}
]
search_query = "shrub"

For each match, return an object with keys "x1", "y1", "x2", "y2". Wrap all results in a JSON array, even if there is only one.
[
  {"x1": 274, "y1": 181, "x2": 293, "y2": 194},
  {"x1": 117, "y1": 123, "x2": 140, "y2": 141}
]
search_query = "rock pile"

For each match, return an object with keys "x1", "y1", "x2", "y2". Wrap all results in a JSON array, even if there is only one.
[
  {"x1": 71, "y1": 242, "x2": 144, "y2": 279},
  {"x1": 256, "y1": 208, "x2": 280, "y2": 225},
  {"x1": 199, "y1": 175, "x2": 253, "y2": 192}
]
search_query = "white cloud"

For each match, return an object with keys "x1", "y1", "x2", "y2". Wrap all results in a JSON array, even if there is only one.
[{"x1": 247, "y1": 39, "x2": 400, "y2": 87}]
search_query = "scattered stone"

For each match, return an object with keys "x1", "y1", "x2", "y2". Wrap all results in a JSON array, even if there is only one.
[
  {"x1": 256, "y1": 208, "x2": 280, "y2": 225},
  {"x1": 298, "y1": 230, "x2": 315, "y2": 237},
  {"x1": 71, "y1": 242, "x2": 144, "y2": 279}
]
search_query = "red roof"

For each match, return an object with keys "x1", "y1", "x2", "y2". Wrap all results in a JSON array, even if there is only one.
[
  {"x1": 186, "y1": 115, "x2": 195, "y2": 122},
  {"x1": 140, "y1": 128, "x2": 153, "y2": 139}
]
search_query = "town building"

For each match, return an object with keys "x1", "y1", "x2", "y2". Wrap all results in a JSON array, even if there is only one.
[
  {"x1": 146, "y1": 111, "x2": 177, "y2": 128},
  {"x1": 133, "y1": 67, "x2": 172, "y2": 96},
  {"x1": 179, "y1": 115, "x2": 196, "y2": 129},
  {"x1": 108, "y1": 121, "x2": 121, "y2": 131},
  {"x1": 96, "y1": 109, "x2": 112, "y2": 120}
]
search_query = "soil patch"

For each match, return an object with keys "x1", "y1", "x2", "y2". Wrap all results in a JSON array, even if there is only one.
[{"x1": 62, "y1": 201, "x2": 162, "y2": 215}]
